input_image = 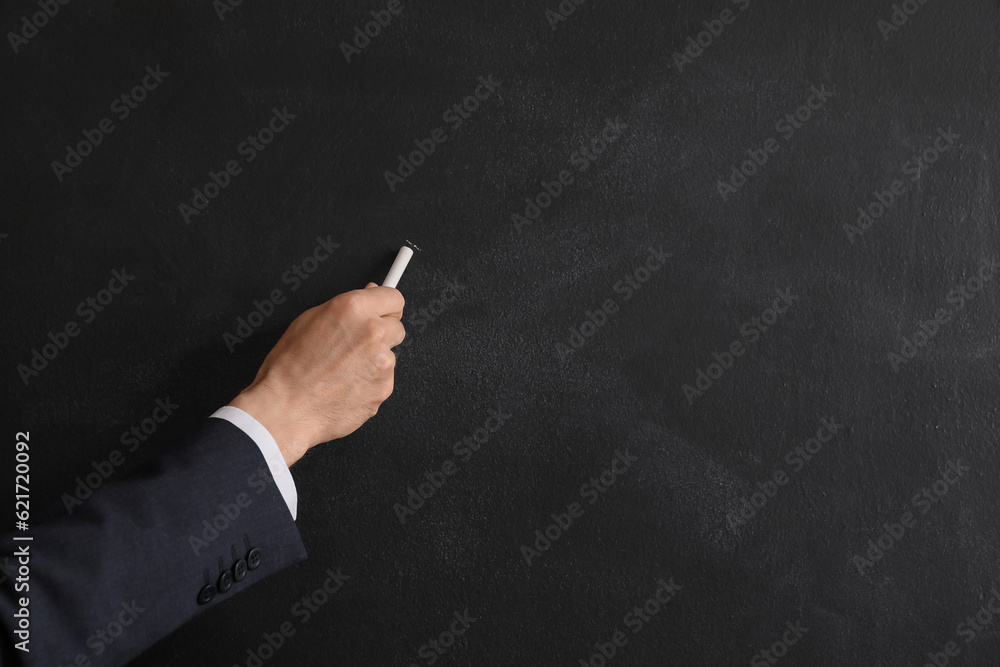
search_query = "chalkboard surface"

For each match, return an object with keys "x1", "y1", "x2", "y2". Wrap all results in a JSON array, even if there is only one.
[{"x1": 4, "y1": 0, "x2": 1000, "y2": 665}]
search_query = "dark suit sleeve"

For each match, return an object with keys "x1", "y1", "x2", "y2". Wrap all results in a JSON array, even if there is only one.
[{"x1": 0, "y1": 418, "x2": 308, "y2": 666}]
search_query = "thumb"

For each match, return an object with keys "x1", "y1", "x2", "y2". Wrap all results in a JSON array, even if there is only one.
[{"x1": 365, "y1": 282, "x2": 378, "y2": 289}]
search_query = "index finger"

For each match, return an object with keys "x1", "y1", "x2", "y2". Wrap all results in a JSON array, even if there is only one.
[{"x1": 361, "y1": 285, "x2": 405, "y2": 319}]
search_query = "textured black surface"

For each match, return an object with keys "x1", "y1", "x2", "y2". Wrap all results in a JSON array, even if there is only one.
[{"x1": 3, "y1": 0, "x2": 1000, "y2": 665}]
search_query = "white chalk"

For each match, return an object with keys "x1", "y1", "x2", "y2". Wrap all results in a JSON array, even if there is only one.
[{"x1": 382, "y1": 246, "x2": 413, "y2": 288}]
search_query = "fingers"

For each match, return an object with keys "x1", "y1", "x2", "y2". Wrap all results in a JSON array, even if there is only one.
[
  {"x1": 361, "y1": 285, "x2": 405, "y2": 319},
  {"x1": 323, "y1": 285, "x2": 405, "y2": 320},
  {"x1": 385, "y1": 318, "x2": 406, "y2": 347}
]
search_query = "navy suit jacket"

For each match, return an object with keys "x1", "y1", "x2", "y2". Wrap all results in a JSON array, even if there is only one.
[{"x1": 0, "y1": 418, "x2": 308, "y2": 666}]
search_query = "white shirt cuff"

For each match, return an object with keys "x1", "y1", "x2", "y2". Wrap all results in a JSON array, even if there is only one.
[{"x1": 209, "y1": 406, "x2": 298, "y2": 520}]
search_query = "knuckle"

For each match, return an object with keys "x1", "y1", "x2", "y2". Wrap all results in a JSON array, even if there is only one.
[
  {"x1": 366, "y1": 351, "x2": 394, "y2": 379},
  {"x1": 339, "y1": 292, "x2": 365, "y2": 314},
  {"x1": 381, "y1": 351, "x2": 396, "y2": 370},
  {"x1": 363, "y1": 319, "x2": 383, "y2": 341}
]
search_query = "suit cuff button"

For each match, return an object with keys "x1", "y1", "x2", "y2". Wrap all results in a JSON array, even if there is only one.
[
  {"x1": 247, "y1": 547, "x2": 262, "y2": 570},
  {"x1": 218, "y1": 570, "x2": 234, "y2": 593},
  {"x1": 197, "y1": 584, "x2": 217, "y2": 605}
]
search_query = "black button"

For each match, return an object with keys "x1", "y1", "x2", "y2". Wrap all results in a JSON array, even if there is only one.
[
  {"x1": 218, "y1": 570, "x2": 233, "y2": 593},
  {"x1": 247, "y1": 547, "x2": 262, "y2": 570},
  {"x1": 197, "y1": 584, "x2": 216, "y2": 605},
  {"x1": 233, "y1": 558, "x2": 247, "y2": 582}
]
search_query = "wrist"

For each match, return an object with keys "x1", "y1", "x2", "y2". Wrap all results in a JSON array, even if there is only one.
[{"x1": 229, "y1": 384, "x2": 309, "y2": 467}]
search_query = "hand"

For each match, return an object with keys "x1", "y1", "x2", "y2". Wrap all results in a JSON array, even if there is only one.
[{"x1": 228, "y1": 283, "x2": 405, "y2": 466}]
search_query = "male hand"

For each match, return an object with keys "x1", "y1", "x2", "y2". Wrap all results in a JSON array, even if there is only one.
[{"x1": 228, "y1": 283, "x2": 405, "y2": 466}]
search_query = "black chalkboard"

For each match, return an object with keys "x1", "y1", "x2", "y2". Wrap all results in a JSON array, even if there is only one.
[{"x1": 4, "y1": 0, "x2": 1000, "y2": 665}]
